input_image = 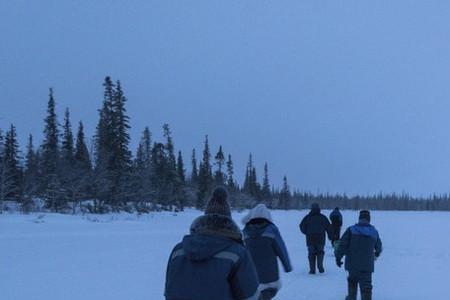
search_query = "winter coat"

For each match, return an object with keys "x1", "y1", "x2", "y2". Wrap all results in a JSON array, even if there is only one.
[
  {"x1": 335, "y1": 221, "x2": 383, "y2": 273},
  {"x1": 165, "y1": 214, "x2": 260, "y2": 300},
  {"x1": 243, "y1": 205, "x2": 292, "y2": 292},
  {"x1": 329, "y1": 208, "x2": 343, "y2": 226},
  {"x1": 299, "y1": 206, "x2": 332, "y2": 246},
  {"x1": 329, "y1": 208, "x2": 343, "y2": 240}
]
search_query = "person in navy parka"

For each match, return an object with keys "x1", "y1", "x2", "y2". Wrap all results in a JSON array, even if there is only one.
[
  {"x1": 299, "y1": 203, "x2": 332, "y2": 274},
  {"x1": 329, "y1": 207, "x2": 343, "y2": 248},
  {"x1": 242, "y1": 204, "x2": 293, "y2": 300},
  {"x1": 335, "y1": 210, "x2": 382, "y2": 300},
  {"x1": 164, "y1": 187, "x2": 260, "y2": 300}
]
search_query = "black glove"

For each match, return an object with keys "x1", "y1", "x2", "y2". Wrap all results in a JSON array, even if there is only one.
[
  {"x1": 374, "y1": 252, "x2": 380, "y2": 261},
  {"x1": 336, "y1": 258, "x2": 343, "y2": 268}
]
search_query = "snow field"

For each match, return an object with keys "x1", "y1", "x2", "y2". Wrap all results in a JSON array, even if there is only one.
[{"x1": 1, "y1": 210, "x2": 449, "y2": 299}]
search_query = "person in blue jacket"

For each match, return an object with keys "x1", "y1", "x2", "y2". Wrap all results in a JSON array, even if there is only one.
[
  {"x1": 335, "y1": 210, "x2": 383, "y2": 300},
  {"x1": 299, "y1": 203, "x2": 332, "y2": 274},
  {"x1": 164, "y1": 187, "x2": 260, "y2": 300},
  {"x1": 329, "y1": 207, "x2": 343, "y2": 248},
  {"x1": 242, "y1": 204, "x2": 293, "y2": 300}
]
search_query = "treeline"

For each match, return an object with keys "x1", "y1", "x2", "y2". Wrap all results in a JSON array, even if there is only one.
[
  {"x1": 0, "y1": 77, "x2": 287, "y2": 214},
  {"x1": 284, "y1": 192, "x2": 450, "y2": 211},
  {"x1": 1, "y1": 76, "x2": 450, "y2": 213}
]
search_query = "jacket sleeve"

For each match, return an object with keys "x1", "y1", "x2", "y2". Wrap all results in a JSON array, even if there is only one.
[
  {"x1": 324, "y1": 216, "x2": 333, "y2": 240},
  {"x1": 335, "y1": 228, "x2": 351, "y2": 260},
  {"x1": 299, "y1": 216, "x2": 307, "y2": 234},
  {"x1": 375, "y1": 232, "x2": 383, "y2": 257},
  {"x1": 164, "y1": 245, "x2": 178, "y2": 297},
  {"x1": 337, "y1": 213, "x2": 343, "y2": 226},
  {"x1": 272, "y1": 226, "x2": 293, "y2": 272},
  {"x1": 230, "y1": 249, "x2": 260, "y2": 300}
]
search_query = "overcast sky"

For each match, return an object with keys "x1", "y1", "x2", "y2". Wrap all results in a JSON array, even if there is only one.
[{"x1": 2, "y1": 1, "x2": 450, "y2": 196}]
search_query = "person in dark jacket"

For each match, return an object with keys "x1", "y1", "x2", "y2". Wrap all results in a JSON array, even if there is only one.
[
  {"x1": 335, "y1": 210, "x2": 382, "y2": 300},
  {"x1": 299, "y1": 203, "x2": 331, "y2": 274},
  {"x1": 242, "y1": 204, "x2": 293, "y2": 300},
  {"x1": 164, "y1": 187, "x2": 260, "y2": 300},
  {"x1": 329, "y1": 207, "x2": 343, "y2": 248}
]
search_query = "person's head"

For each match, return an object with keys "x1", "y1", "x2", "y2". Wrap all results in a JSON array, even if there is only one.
[
  {"x1": 190, "y1": 186, "x2": 241, "y2": 241},
  {"x1": 310, "y1": 203, "x2": 320, "y2": 214},
  {"x1": 359, "y1": 210, "x2": 371, "y2": 223},
  {"x1": 204, "y1": 186, "x2": 231, "y2": 218},
  {"x1": 335, "y1": 207, "x2": 340, "y2": 211}
]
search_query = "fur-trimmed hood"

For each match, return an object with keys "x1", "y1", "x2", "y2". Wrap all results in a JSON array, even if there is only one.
[
  {"x1": 190, "y1": 214, "x2": 242, "y2": 242},
  {"x1": 242, "y1": 204, "x2": 273, "y2": 225},
  {"x1": 181, "y1": 214, "x2": 243, "y2": 262}
]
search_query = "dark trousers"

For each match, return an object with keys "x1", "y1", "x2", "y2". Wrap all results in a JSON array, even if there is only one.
[
  {"x1": 307, "y1": 244, "x2": 325, "y2": 273},
  {"x1": 307, "y1": 244, "x2": 325, "y2": 256},
  {"x1": 348, "y1": 271, "x2": 372, "y2": 295}
]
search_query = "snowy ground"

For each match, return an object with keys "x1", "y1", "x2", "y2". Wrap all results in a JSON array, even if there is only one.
[{"x1": 1, "y1": 209, "x2": 449, "y2": 300}]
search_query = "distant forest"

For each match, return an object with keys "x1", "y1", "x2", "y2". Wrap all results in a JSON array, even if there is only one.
[{"x1": 1, "y1": 77, "x2": 450, "y2": 213}]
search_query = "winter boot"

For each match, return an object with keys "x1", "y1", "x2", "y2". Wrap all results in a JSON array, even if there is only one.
[
  {"x1": 317, "y1": 254, "x2": 325, "y2": 273},
  {"x1": 308, "y1": 255, "x2": 316, "y2": 274},
  {"x1": 361, "y1": 288, "x2": 372, "y2": 300},
  {"x1": 260, "y1": 288, "x2": 277, "y2": 300},
  {"x1": 345, "y1": 280, "x2": 357, "y2": 300}
]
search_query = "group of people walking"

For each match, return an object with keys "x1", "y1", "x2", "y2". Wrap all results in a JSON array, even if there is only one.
[{"x1": 164, "y1": 187, "x2": 383, "y2": 300}]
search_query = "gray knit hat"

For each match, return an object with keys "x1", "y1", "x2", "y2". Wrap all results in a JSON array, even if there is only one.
[{"x1": 205, "y1": 187, "x2": 231, "y2": 217}]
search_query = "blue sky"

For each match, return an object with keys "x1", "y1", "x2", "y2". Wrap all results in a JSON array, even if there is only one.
[{"x1": 1, "y1": 1, "x2": 450, "y2": 195}]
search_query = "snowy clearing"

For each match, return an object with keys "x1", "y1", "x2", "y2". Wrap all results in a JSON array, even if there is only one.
[{"x1": 1, "y1": 210, "x2": 449, "y2": 300}]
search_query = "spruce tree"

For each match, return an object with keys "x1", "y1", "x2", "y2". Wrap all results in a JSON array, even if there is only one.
[
  {"x1": 60, "y1": 108, "x2": 77, "y2": 205},
  {"x1": 135, "y1": 143, "x2": 145, "y2": 171},
  {"x1": 0, "y1": 129, "x2": 10, "y2": 213},
  {"x1": 75, "y1": 122, "x2": 92, "y2": 171},
  {"x1": 226, "y1": 154, "x2": 235, "y2": 190},
  {"x1": 197, "y1": 135, "x2": 213, "y2": 208},
  {"x1": 262, "y1": 162, "x2": 271, "y2": 201},
  {"x1": 40, "y1": 92, "x2": 64, "y2": 211},
  {"x1": 132, "y1": 127, "x2": 153, "y2": 206},
  {"x1": 214, "y1": 146, "x2": 225, "y2": 185},
  {"x1": 190, "y1": 149, "x2": 198, "y2": 185},
  {"x1": 163, "y1": 124, "x2": 178, "y2": 208},
  {"x1": 0, "y1": 129, "x2": 3, "y2": 154},
  {"x1": 61, "y1": 108, "x2": 75, "y2": 165},
  {"x1": 163, "y1": 124, "x2": 177, "y2": 178},
  {"x1": 2, "y1": 124, "x2": 22, "y2": 200},
  {"x1": 175, "y1": 151, "x2": 186, "y2": 211},
  {"x1": 151, "y1": 142, "x2": 168, "y2": 207},
  {"x1": 134, "y1": 127, "x2": 152, "y2": 171},
  {"x1": 177, "y1": 151, "x2": 185, "y2": 183},
  {"x1": 95, "y1": 77, "x2": 133, "y2": 207},
  {"x1": 243, "y1": 154, "x2": 252, "y2": 194},
  {"x1": 41, "y1": 88, "x2": 60, "y2": 196},
  {"x1": 94, "y1": 76, "x2": 116, "y2": 206},
  {"x1": 111, "y1": 80, "x2": 132, "y2": 205},
  {"x1": 23, "y1": 134, "x2": 39, "y2": 199},
  {"x1": 280, "y1": 175, "x2": 290, "y2": 209},
  {"x1": 141, "y1": 127, "x2": 152, "y2": 169},
  {"x1": 251, "y1": 167, "x2": 260, "y2": 197},
  {"x1": 69, "y1": 121, "x2": 93, "y2": 211},
  {"x1": 112, "y1": 80, "x2": 132, "y2": 171}
]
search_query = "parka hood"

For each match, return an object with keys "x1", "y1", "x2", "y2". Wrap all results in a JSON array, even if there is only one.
[
  {"x1": 190, "y1": 214, "x2": 242, "y2": 242},
  {"x1": 242, "y1": 204, "x2": 273, "y2": 225},
  {"x1": 182, "y1": 214, "x2": 242, "y2": 261},
  {"x1": 182, "y1": 234, "x2": 235, "y2": 261}
]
